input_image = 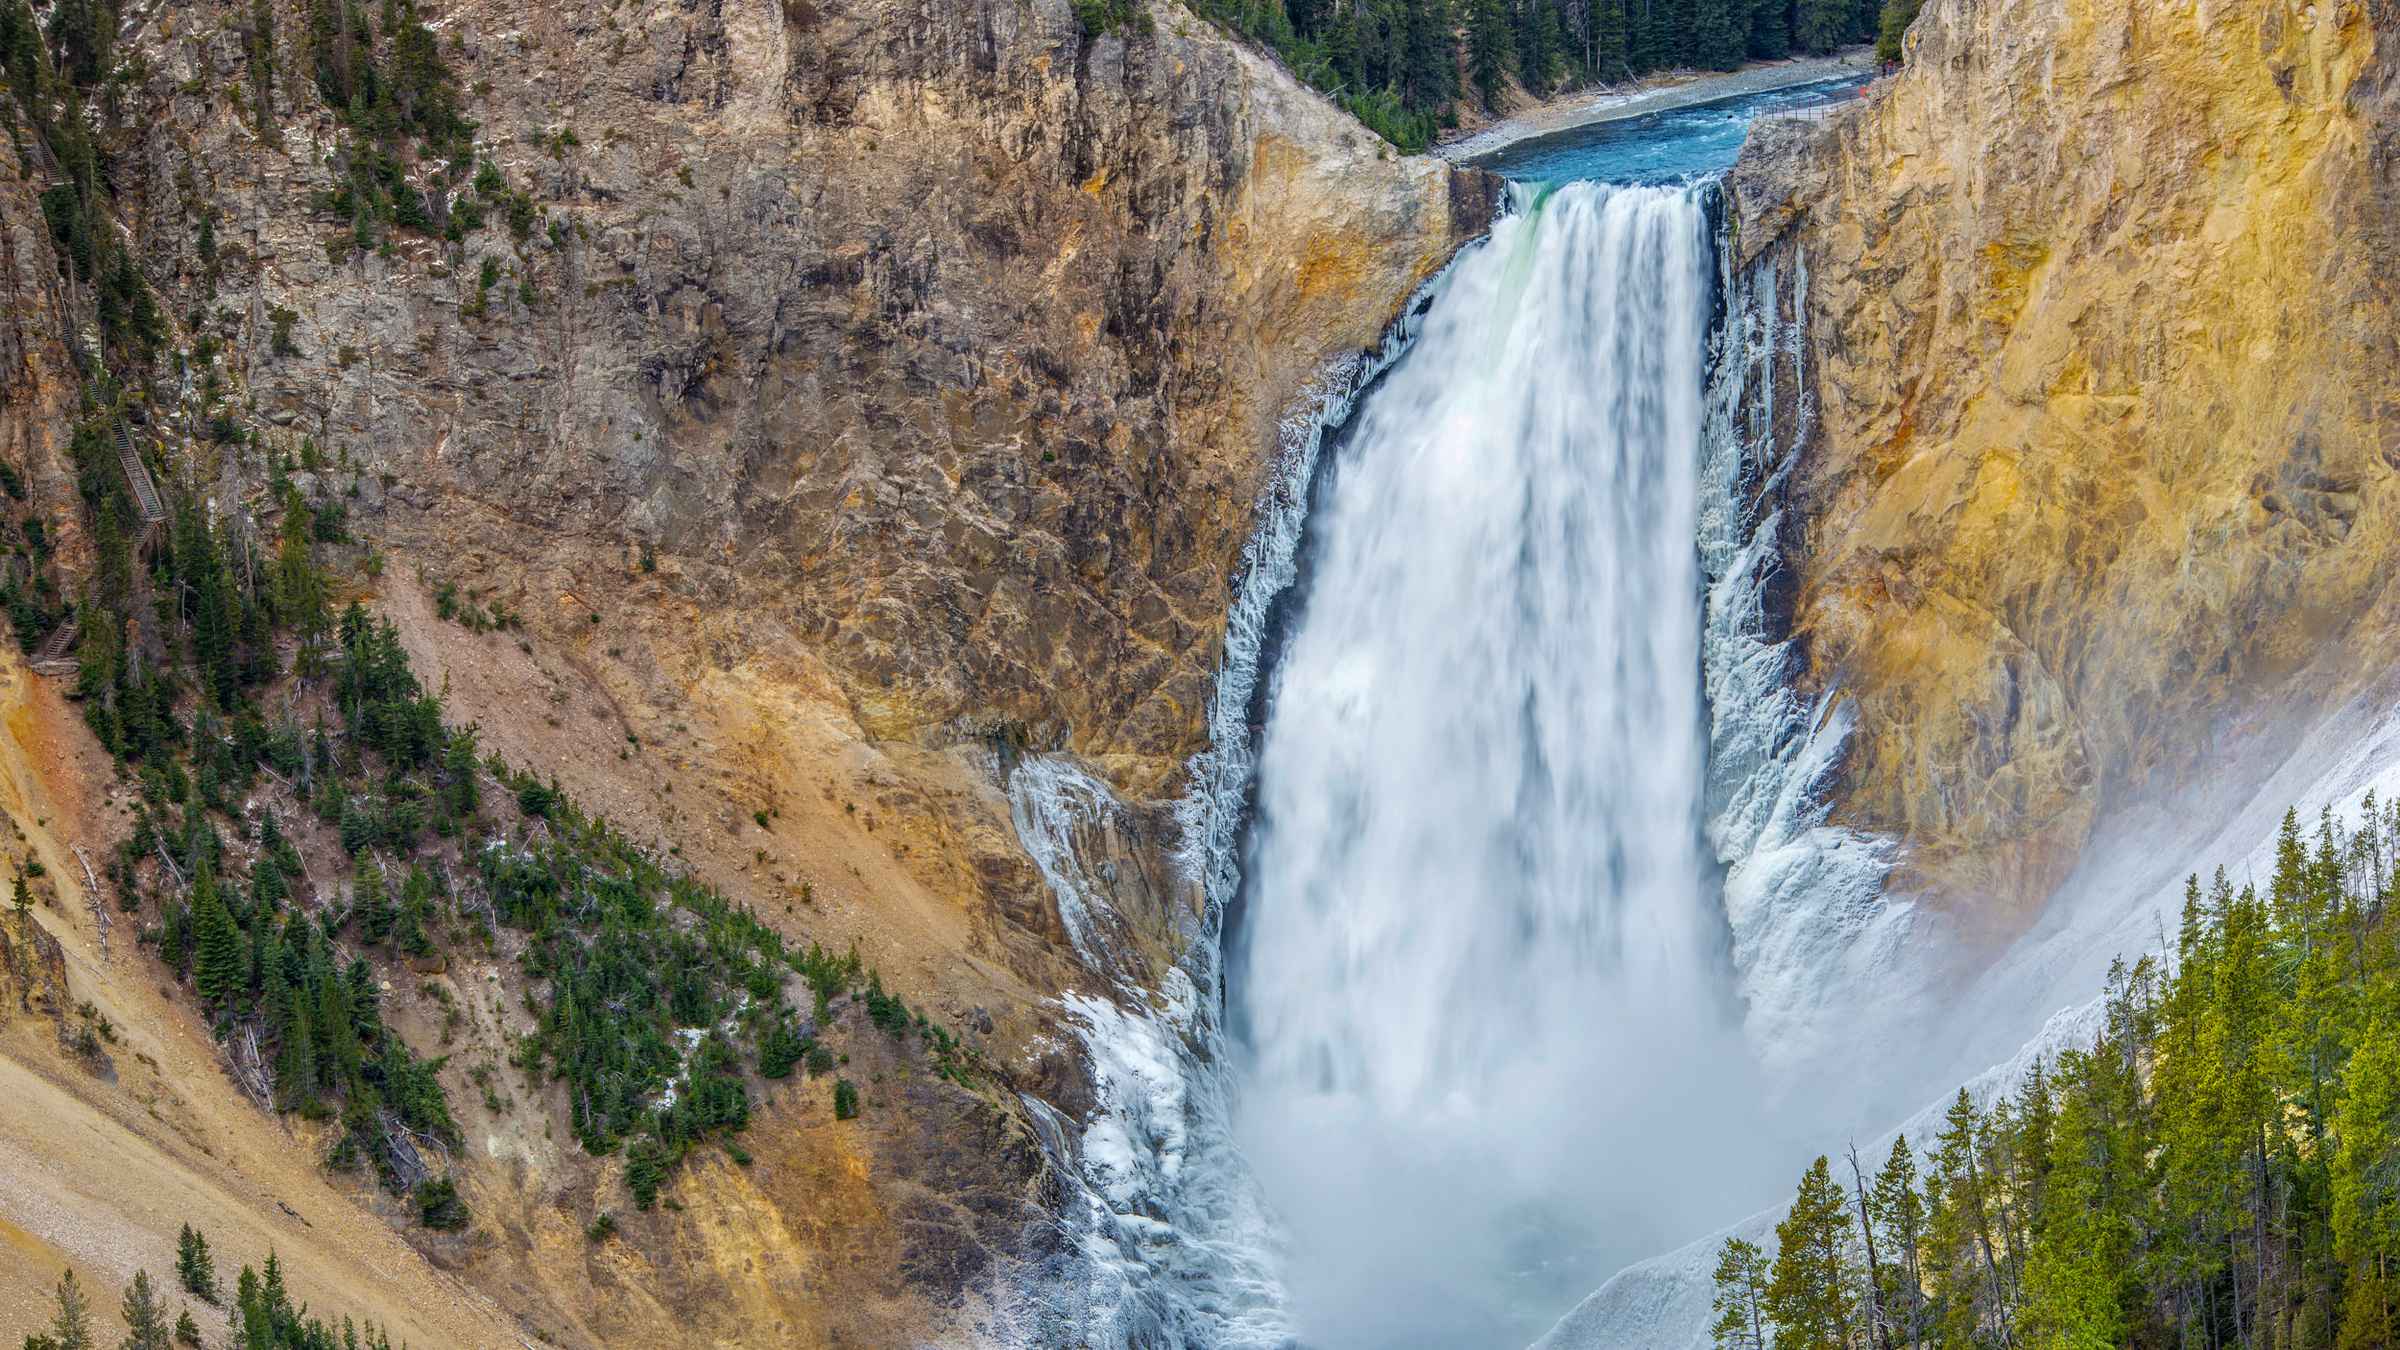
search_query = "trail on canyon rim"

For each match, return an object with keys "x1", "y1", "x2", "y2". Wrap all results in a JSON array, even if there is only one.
[{"x1": 1230, "y1": 182, "x2": 1800, "y2": 1349}]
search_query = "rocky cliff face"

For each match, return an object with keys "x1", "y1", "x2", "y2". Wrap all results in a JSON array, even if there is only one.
[
  {"x1": 1729, "y1": 0, "x2": 2400, "y2": 930},
  {"x1": 107, "y1": 0, "x2": 1493, "y2": 1045},
  {"x1": 150, "y1": 0, "x2": 1487, "y2": 779},
  {"x1": 0, "y1": 0, "x2": 1494, "y2": 1343}
]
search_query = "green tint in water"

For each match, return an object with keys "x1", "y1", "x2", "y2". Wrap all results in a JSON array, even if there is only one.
[{"x1": 1479, "y1": 75, "x2": 1869, "y2": 185}]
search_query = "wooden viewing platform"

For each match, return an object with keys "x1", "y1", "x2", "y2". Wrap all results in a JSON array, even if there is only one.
[{"x1": 115, "y1": 417, "x2": 166, "y2": 526}]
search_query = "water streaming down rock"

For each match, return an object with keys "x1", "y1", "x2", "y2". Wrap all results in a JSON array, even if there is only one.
[
  {"x1": 1007, "y1": 77, "x2": 2400, "y2": 1349},
  {"x1": 1230, "y1": 182, "x2": 1797, "y2": 1349},
  {"x1": 1535, "y1": 217, "x2": 2400, "y2": 1350},
  {"x1": 999, "y1": 753, "x2": 1292, "y2": 1349},
  {"x1": 1695, "y1": 240, "x2": 1916, "y2": 1094}
]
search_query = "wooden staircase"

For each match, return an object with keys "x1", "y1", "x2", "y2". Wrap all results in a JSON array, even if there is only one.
[
  {"x1": 115, "y1": 417, "x2": 165, "y2": 526},
  {"x1": 28, "y1": 617, "x2": 79, "y2": 676}
]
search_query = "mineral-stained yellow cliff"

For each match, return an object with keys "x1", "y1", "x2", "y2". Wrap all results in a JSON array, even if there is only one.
[{"x1": 1730, "y1": 0, "x2": 2400, "y2": 927}]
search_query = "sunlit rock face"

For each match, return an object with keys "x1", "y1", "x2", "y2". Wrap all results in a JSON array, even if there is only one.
[
  {"x1": 1729, "y1": 0, "x2": 2400, "y2": 932},
  {"x1": 0, "y1": 0, "x2": 1498, "y2": 1344},
  {"x1": 85, "y1": 0, "x2": 1500, "y2": 1068},
  {"x1": 135, "y1": 0, "x2": 1495, "y2": 792}
]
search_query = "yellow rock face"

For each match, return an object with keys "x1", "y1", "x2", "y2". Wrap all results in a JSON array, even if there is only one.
[{"x1": 1731, "y1": 0, "x2": 2400, "y2": 929}]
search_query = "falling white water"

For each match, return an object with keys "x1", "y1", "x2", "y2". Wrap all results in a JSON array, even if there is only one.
[
  {"x1": 998, "y1": 756, "x2": 1291, "y2": 1350},
  {"x1": 1533, "y1": 243, "x2": 2400, "y2": 1350},
  {"x1": 1002, "y1": 177, "x2": 1932, "y2": 1350},
  {"x1": 1232, "y1": 182, "x2": 1801, "y2": 1349}
]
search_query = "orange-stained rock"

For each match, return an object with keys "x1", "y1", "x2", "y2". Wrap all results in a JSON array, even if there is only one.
[{"x1": 1730, "y1": 0, "x2": 2400, "y2": 930}]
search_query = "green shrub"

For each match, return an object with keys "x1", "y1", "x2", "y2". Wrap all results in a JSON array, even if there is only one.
[
  {"x1": 414, "y1": 1177, "x2": 471, "y2": 1231},
  {"x1": 758, "y1": 1020, "x2": 808, "y2": 1079},
  {"x1": 1073, "y1": 0, "x2": 1150, "y2": 36},
  {"x1": 626, "y1": 1139, "x2": 670, "y2": 1210}
]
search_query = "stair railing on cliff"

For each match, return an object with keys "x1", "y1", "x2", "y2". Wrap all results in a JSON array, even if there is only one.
[
  {"x1": 29, "y1": 616, "x2": 80, "y2": 676},
  {"x1": 114, "y1": 416, "x2": 168, "y2": 527}
]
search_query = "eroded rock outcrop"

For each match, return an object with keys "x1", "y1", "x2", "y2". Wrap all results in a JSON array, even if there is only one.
[
  {"x1": 147, "y1": 0, "x2": 1490, "y2": 780},
  {"x1": 106, "y1": 0, "x2": 1495, "y2": 1066},
  {"x1": 1730, "y1": 0, "x2": 2400, "y2": 929},
  {"x1": 0, "y1": 0, "x2": 1496, "y2": 1343}
]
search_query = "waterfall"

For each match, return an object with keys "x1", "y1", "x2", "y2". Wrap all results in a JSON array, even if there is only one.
[
  {"x1": 1005, "y1": 172, "x2": 1919, "y2": 1350},
  {"x1": 1230, "y1": 182, "x2": 1794, "y2": 1348}
]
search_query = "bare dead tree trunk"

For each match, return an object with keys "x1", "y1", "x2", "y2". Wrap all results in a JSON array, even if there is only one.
[
  {"x1": 1849, "y1": 1142, "x2": 1895, "y2": 1350},
  {"x1": 72, "y1": 845, "x2": 106, "y2": 958}
]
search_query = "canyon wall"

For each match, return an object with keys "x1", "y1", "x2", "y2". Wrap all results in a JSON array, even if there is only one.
[
  {"x1": 130, "y1": 0, "x2": 1490, "y2": 1004},
  {"x1": 1730, "y1": 0, "x2": 2400, "y2": 930},
  {"x1": 0, "y1": 0, "x2": 1493, "y2": 1342}
]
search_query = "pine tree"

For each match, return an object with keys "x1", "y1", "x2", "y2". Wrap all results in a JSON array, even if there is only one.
[
  {"x1": 2334, "y1": 1014, "x2": 2400, "y2": 1347},
  {"x1": 1468, "y1": 0, "x2": 1514, "y2": 108},
  {"x1": 2018, "y1": 1047, "x2": 2136, "y2": 1349},
  {"x1": 1627, "y1": 0, "x2": 1669, "y2": 69},
  {"x1": 1711, "y1": 1235, "x2": 1772, "y2": 1349},
  {"x1": 1513, "y1": 0, "x2": 1563, "y2": 94},
  {"x1": 1746, "y1": 0, "x2": 1789, "y2": 58},
  {"x1": 0, "y1": 0, "x2": 41, "y2": 92},
  {"x1": 1926, "y1": 1090, "x2": 2011, "y2": 1345},
  {"x1": 118, "y1": 1270, "x2": 171, "y2": 1350},
  {"x1": 354, "y1": 856, "x2": 392, "y2": 944},
  {"x1": 244, "y1": 897, "x2": 272, "y2": 998},
  {"x1": 259, "y1": 1251, "x2": 287, "y2": 1324},
  {"x1": 1846, "y1": 0, "x2": 1877, "y2": 44},
  {"x1": 1792, "y1": 0, "x2": 1849, "y2": 52},
  {"x1": 1874, "y1": 0, "x2": 1919, "y2": 62},
  {"x1": 175, "y1": 1224, "x2": 218, "y2": 1305},
  {"x1": 313, "y1": 947, "x2": 362, "y2": 1083},
  {"x1": 191, "y1": 864, "x2": 244, "y2": 1008},
  {"x1": 11, "y1": 867, "x2": 29, "y2": 921},
  {"x1": 154, "y1": 897, "x2": 182, "y2": 973},
  {"x1": 40, "y1": 1269, "x2": 94, "y2": 1350},
  {"x1": 46, "y1": 0, "x2": 110, "y2": 84},
  {"x1": 1687, "y1": 0, "x2": 1745, "y2": 68},
  {"x1": 1401, "y1": 0, "x2": 1457, "y2": 110},
  {"x1": 170, "y1": 1307, "x2": 200, "y2": 1348},
  {"x1": 1587, "y1": 0, "x2": 1630, "y2": 78},
  {"x1": 1765, "y1": 1156, "x2": 1860, "y2": 1350},
  {"x1": 443, "y1": 730, "x2": 480, "y2": 820},
  {"x1": 1868, "y1": 1135, "x2": 1927, "y2": 1344}
]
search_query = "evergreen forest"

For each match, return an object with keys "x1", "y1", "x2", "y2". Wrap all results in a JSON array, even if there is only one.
[{"x1": 1717, "y1": 804, "x2": 2400, "y2": 1350}]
